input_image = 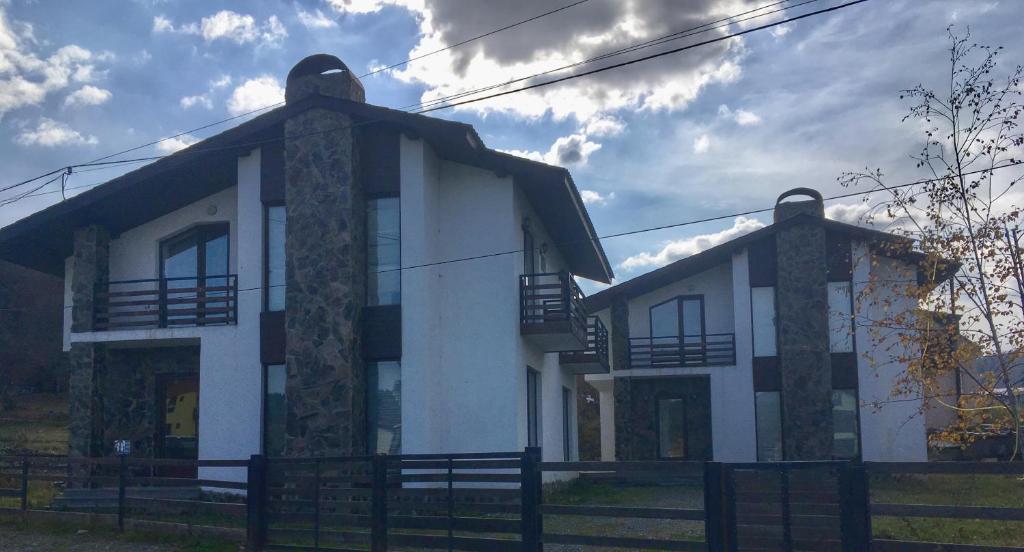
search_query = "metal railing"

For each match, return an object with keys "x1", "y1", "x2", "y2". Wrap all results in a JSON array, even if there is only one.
[
  {"x1": 93, "y1": 275, "x2": 238, "y2": 331},
  {"x1": 519, "y1": 271, "x2": 588, "y2": 343},
  {"x1": 628, "y1": 333, "x2": 736, "y2": 369},
  {"x1": 559, "y1": 316, "x2": 610, "y2": 368}
]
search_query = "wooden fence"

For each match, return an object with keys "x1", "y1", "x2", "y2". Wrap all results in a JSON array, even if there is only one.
[{"x1": 1, "y1": 452, "x2": 1023, "y2": 550}]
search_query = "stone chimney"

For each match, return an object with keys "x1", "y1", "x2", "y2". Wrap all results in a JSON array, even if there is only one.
[
  {"x1": 773, "y1": 187, "x2": 824, "y2": 223},
  {"x1": 283, "y1": 54, "x2": 367, "y2": 457},
  {"x1": 285, "y1": 53, "x2": 366, "y2": 104}
]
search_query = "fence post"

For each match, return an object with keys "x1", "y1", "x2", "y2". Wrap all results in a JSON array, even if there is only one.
[
  {"x1": 371, "y1": 454, "x2": 388, "y2": 552},
  {"x1": 117, "y1": 455, "x2": 127, "y2": 532},
  {"x1": 246, "y1": 454, "x2": 267, "y2": 550},
  {"x1": 20, "y1": 457, "x2": 28, "y2": 510},
  {"x1": 521, "y1": 446, "x2": 542, "y2": 552},
  {"x1": 704, "y1": 462, "x2": 729, "y2": 552},
  {"x1": 840, "y1": 461, "x2": 871, "y2": 552}
]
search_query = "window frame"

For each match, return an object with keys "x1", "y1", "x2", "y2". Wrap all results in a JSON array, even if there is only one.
[
  {"x1": 366, "y1": 195, "x2": 402, "y2": 306},
  {"x1": 262, "y1": 363, "x2": 288, "y2": 457},
  {"x1": 526, "y1": 368, "x2": 540, "y2": 448},
  {"x1": 831, "y1": 387, "x2": 862, "y2": 460},
  {"x1": 562, "y1": 386, "x2": 573, "y2": 462},
  {"x1": 366, "y1": 359, "x2": 402, "y2": 455},
  {"x1": 263, "y1": 203, "x2": 286, "y2": 312},
  {"x1": 754, "y1": 390, "x2": 784, "y2": 462},
  {"x1": 648, "y1": 295, "x2": 707, "y2": 340},
  {"x1": 158, "y1": 222, "x2": 231, "y2": 282},
  {"x1": 655, "y1": 394, "x2": 689, "y2": 460}
]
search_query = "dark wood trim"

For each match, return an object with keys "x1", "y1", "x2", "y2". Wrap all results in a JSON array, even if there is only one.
[
  {"x1": 361, "y1": 305, "x2": 401, "y2": 360},
  {"x1": 753, "y1": 357, "x2": 781, "y2": 391},
  {"x1": 260, "y1": 143, "x2": 285, "y2": 204},
  {"x1": 260, "y1": 310, "x2": 286, "y2": 365}
]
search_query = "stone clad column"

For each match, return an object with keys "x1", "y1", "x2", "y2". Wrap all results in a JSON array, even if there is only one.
[
  {"x1": 774, "y1": 192, "x2": 833, "y2": 460},
  {"x1": 283, "y1": 55, "x2": 367, "y2": 457},
  {"x1": 71, "y1": 225, "x2": 109, "y2": 333},
  {"x1": 609, "y1": 295, "x2": 633, "y2": 460}
]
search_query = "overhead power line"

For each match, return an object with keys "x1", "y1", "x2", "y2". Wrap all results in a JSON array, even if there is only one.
[{"x1": 0, "y1": 0, "x2": 828, "y2": 201}]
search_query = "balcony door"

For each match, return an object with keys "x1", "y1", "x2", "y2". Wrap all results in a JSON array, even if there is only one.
[
  {"x1": 650, "y1": 296, "x2": 705, "y2": 364},
  {"x1": 160, "y1": 223, "x2": 229, "y2": 324}
]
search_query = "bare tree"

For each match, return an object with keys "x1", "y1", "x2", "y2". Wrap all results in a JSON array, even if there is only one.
[{"x1": 841, "y1": 26, "x2": 1024, "y2": 459}]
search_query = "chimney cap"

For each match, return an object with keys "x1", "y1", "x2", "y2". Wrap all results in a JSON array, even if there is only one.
[
  {"x1": 773, "y1": 187, "x2": 824, "y2": 223},
  {"x1": 287, "y1": 54, "x2": 351, "y2": 86},
  {"x1": 286, "y1": 54, "x2": 365, "y2": 103},
  {"x1": 775, "y1": 187, "x2": 823, "y2": 206}
]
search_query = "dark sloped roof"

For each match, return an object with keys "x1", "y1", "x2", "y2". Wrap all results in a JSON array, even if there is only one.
[
  {"x1": 585, "y1": 214, "x2": 951, "y2": 312},
  {"x1": 0, "y1": 94, "x2": 613, "y2": 282}
]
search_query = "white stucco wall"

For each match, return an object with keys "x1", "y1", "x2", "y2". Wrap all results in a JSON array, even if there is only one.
[{"x1": 853, "y1": 240, "x2": 928, "y2": 461}]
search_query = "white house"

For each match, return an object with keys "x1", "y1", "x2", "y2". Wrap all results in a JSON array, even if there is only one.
[
  {"x1": 0, "y1": 55, "x2": 614, "y2": 480},
  {"x1": 585, "y1": 188, "x2": 947, "y2": 463}
]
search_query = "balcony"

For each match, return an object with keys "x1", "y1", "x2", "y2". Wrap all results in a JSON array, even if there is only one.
[
  {"x1": 559, "y1": 316, "x2": 610, "y2": 374},
  {"x1": 93, "y1": 275, "x2": 238, "y2": 331},
  {"x1": 519, "y1": 272, "x2": 587, "y2": 352},
  {"x1": 628, "y1": 333, "x2": 736, "y2": 369}
]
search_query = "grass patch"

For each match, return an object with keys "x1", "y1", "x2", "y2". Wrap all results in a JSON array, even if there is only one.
[
  {"x1": 0, "y1": 393, "x2": 68, "y2": 456},
  {"x1": 0, "y1": 514, "x2": 241, "y2": 551}
]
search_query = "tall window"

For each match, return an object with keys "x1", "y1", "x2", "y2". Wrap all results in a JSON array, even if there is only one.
[
  {"x1": 832, "y1": 389, "x2": 860, "y2": 459},
  {"x1": 265, "y1": 205, "x2": 286, "y2": 311},
  {"x1": 523, "y1": 228, "x2": 536, "y2": 275},
  {"x1": 368, "y1": 198, "x2": 401, "y2": 306},
  {"x1": 755, "y1": 391, "x2": 783, "y2": 461},
  {"x1": 263, "y1": 364, "x2": 287, "y2": 457},
  {"x1": 160, "y1": 223, "x2": 229, "y2": 322},
  {"x1": 650, "y1": 296, "x2": 705, "y2": 350},
  {"x1": 751, "y1": 287, "x2": 777, "y2": 357},
  {"x1": 657, "y1": 397, "x2": 687, "y2": 459},
  {"x1": 368, "y1": 361, "x2": 401, "y2": 454},
  {"x1": 828, "y1": 281, "x2": 854, "y2": 353},
  {"x1": 527, "y1": 368, "x2": 540, "y2": 447},
  {"x1": 562, "y1": 387, "x2": 573, "y2": 462}
]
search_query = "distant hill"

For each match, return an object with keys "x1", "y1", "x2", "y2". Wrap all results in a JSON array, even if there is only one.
[{"x1": 0, "y1": 260, "x2": 64, "y2": 394}]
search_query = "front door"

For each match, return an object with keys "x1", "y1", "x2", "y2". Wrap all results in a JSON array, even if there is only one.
[{"x1": 156, "y1": 375, "x2": 199, "y2": 477}]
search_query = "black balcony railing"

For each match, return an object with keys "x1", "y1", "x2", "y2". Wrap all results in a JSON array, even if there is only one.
[
  {"x1": 93, "y1": 275, "x2": 238, "y2": 331},
  {"x1": 559, "y1": 316, "x2": 610, "y2": 373},
  {"x1": 519, "y1": 272, "x2": 588, "y2": 349},
  {"x1": 628, "y1": 333, "x2": 736, "y2": 369}
]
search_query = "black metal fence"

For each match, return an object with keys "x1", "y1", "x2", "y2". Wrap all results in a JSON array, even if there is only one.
[{"x1": 3, "y1": 452, "x2": 1024, "y2": 551}]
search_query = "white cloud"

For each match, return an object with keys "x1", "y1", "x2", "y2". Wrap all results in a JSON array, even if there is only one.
[
  {"x1": 226, "y1": 75, "x2": 285, "y2": 116},
  {"x1": 717, "y1": 104, "x2": 762, "y2": 126},
  {"x1": 580, "y1": 190, "x2": 615, "y2": 205},
  {"x1": 180, "y1": 93, "x2": 213, "y2": 109},
  {"x1": 620, "y1": 216, "x2": 766, "y2": 271},
  {"x1": 153, "y1": 11, "x2": 287, "y2": 48},
  {"x1": 0, "y1": 7, "x2": 110, "y2": 118},
  {"x1": 502, "y1": 132, "x2": 603, "y2": 167},
  {"x1": 770, "y1": 24, "x2": 792, "y2": 38},
  {"x1": 693, "y1": 133, "x2": 710, "y2": 154},
  {"x1": 583, "y1": 115, "x2": 625, "y2": 137},
  {"x1": 15, "y1": 117, "x2": 97, "y2": 147},
  {"x1": 155, "y1": 134, "x2": 199, "y2": 154},
  {"x1": 297, "y1": 8, "x2": 337, "y2": 29},
  {"x1": 63, "y1": 85, "x2": 111, "y2": 108},
  {"x1": 210, "y1": 74, "x2": 232, "y2": 89},
  {"x1": 325, "y1": 0, "x2": 408, "y2": 15}
]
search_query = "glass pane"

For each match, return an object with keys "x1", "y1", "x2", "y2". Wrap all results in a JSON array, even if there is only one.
[
  {"x1": 681, "y1": 298, "x2": 703, "y2": 349},
  {"x1": 828, "y1": 281, "x2": 854, "y2": 353},
  {"x1": 162, "y1": 234, "x2": 198, "y2": 280},
  {"x1": 650, "y1": 301, "x2": 679, "y2": 339},
  {"x1": 267, "y1": 206, "x2": 286, "y2": 311},
  {"x1": 368, "y1": 361, "x2": 401, "y2": 455},
  {"x1": 368, "y1": 198, "x2": 401, "y2": 306},
  {"x1": 204, "y1": 230, "x2": 229, "y2": 308},
  {"x1": 755, "y1": 391, "x2": 783, "y2": 461},
  {"x1": 161, "y1": 378, "x2": 198, "y2": 460},
  {"x1": 523, "y1": 229, "x2": 535, "y2": 275},
  {"x1": 658, "y1": 398, "x2": 686, "y2": 459},
  {"x1": 751, "y1": 287, "x2": 777, "y2": 357},
  {"x1": 832, "y1": 389, "x2": 860, "y2": 458},
  {"x1": 527, "y1": 370, "x2": 539, "y2": 447},
  {"x1": 264, "y1": 364, "x2": 287, "y2": 457}
]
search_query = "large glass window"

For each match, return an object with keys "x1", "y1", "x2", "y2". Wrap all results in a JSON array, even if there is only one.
[
  {"x1": 657, "y1": 398, "x2": 687, "y2": 459},
  {"x1": 265, "y1": 205, "x2": 286, "y2": 311},
  {"x1": 828, "y1": 281, "x2": 854, "y2": 353},
  {"x1": 562, "y1": 387, "x2": 573, "y2": 462},
  {"x1": 368, "y1": 198, "x2": 401, "y2": 306},
  {"x1": 527, "y1": 368, "x2": 540, "y2": 447},
  {"x1": 263, "y1": 364, "x2": 287, "y2": 457},
  {"x1": 755, "y1": 391, "x2": 783, "y2": 461},
  {"x1": 751, "y1": 287, "x2": 777, "y2": 357},
  {"x1": 368, "y1": 361, "x2": 401, "y2": 454},
  {"x1": 832, "y1": 389, "x2": 860, "y2": 459},
  {"x1": 160, "y1": 223, "x2": 229, "y2": 323}
]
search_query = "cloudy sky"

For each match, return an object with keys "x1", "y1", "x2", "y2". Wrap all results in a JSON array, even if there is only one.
[{"x1": 0, "y1": 0, "x2": 1018, "y2": 290}]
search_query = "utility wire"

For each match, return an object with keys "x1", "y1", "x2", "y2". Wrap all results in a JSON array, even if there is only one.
[{"x1": 0, "y1": 0, "x2": 832, "y2": 200}]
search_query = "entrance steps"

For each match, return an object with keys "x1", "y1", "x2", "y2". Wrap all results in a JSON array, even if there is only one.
[{"x1": 53, "y1": 486, "x2": 200, "y2": 510}]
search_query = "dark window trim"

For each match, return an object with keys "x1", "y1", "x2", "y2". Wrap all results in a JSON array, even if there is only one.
[
  {"x1": 526, "y1": 367, "x2": 540, "y2": 448},
  {"x1": 263, "y1": 203, "x2": 285, "y2": 313},
  {"x1": 648, "y1": 294, "x2": 706, "y2": 340},
  {"x1": 562, "y1": 386, "x2": 572, "y2": 462},
  {"x1": 523, "y1": 227, "x2": 535, "y2": 275},
  {"x1": 654, "y1": 393, "x2": 689, "y2": 460}
]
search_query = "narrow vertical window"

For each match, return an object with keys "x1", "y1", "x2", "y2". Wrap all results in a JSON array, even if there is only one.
[
  {"x1": 523, "y1": 228, "x2": 536, "y2": 275},
  {"x1": 263, "y1": 364, "x2": 287, "y2": 457},
  {"x1": 751, "y1": 287, "x2": 777, "y2": 357},
  {"x1": 562, "y1": 387, "x2": 573, "y2": 462},
  {"x1": 368, "y1": 197, "x2": 401, "y2": 306},
  {"x1": 527, "y1": 368, "x2": 540, "y2": 447},
  {"x1": 657, "y1": 397, "x2": 686, "y2": 459},
  {"x1": 828, "y1": 281, "x2": 854, "y2": 353},
  {"x1": 368, "y1": 361, "x2": 401, "y2": 454},
  {"x1": 832, "y1": 389, "x2": 860, "y2": 459},
  {"x1": 265, "y1": 205, "x2": 286, "y2": 311},
  {"x1": 755, "y1": 391, "x2": 783, "y2": 461}
]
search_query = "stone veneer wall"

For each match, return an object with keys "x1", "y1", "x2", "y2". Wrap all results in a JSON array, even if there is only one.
[
  {"x1": 775, "y1": 220, "x2": 833, "y2": 459},
  {"x1": 609, "y1": 296, "x2": 633, "y2": 460},
  {"x1": 71, "y1": 225, "x2": 109, "y2": 333},
  {"x1": 621, "y1": 376, "x2": 713, "y2": 461},
  {"x1": 283, "y1": 106, "x2": 367, "y2": 457}
]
